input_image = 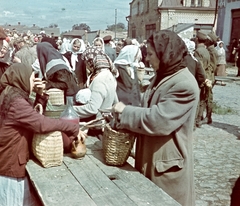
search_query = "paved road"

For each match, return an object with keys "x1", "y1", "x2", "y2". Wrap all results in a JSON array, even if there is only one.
[{"x1": 194, "y1": 66, "x2": 240, "y2": 206}]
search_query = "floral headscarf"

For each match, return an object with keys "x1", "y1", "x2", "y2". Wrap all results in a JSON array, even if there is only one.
[
  {"x1": 148, "y1": 30, "x2": 188, "y2": 81},
  {"x1": 82, "y1": 46, "x2": 118, "y2": 79}
]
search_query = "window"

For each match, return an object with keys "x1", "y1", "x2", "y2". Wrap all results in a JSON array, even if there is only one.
[
  {"x1": 147, "y1": 0, "x2": 149, "y2": 12},
  {"x1": 145, "y1": 24, "x2": 156, "y2": 40},
  {"x1": 137, "y1": 2, "x2": 140, "y2": 15},
  {"x1": 191, "y1": 0, "x2": 195, "y2": 6},
  {"x1": 197, "y1": 0, "x2": 202, "y2": 6}
]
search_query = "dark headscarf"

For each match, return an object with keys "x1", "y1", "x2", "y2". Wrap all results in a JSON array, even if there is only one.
[
  {"x1": 41, "y1": 37, "x2": 58, "y2": 50},
  {"x1": 0, "y1": 63, "x2": 33, "y2": 125},
  {"x1": 147, "y1": 30, "x2": 188, "y2": 83},
  {"x1": 37, "y1": 42, "x2": 70, "y2": 80}
]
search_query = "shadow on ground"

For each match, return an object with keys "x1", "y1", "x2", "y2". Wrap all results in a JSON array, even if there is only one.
[{"x1": 210, "y1": 121, "x2": 240, "y2": 140}]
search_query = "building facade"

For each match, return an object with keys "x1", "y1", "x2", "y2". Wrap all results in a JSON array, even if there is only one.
[
  {"x1": 216, "y1": 0, "x2": 240, "y2": 54},
  {"x1": 127, "y1": 0, "x2": 217, "y2": 42}
]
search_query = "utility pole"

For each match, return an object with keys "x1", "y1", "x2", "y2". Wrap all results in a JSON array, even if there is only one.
[{"x1": 115, "y1": 9, "x2": 117, "y2": 40}]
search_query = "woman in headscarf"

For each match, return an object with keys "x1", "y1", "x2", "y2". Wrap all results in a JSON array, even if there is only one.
[
  {"x1": 73, "y1": 46, "x2": 118, "y2": 137},
  {"x1": 63, "y1": 38, "x2": 87, "y2": 89},
  {"x1": 0, "y1": 39, "x2": 12, "y2": 80},
  {"x1": 92, "y1": 37, "x2": 105, "y2": 51},
  {"x1": 0, "y1": 63, "x2": 86, "y2": 205},
  {"x1": 37, "y1": 41, "x2": 80, "y2": 99},
  {"x1": 112, "y1": 30, "x2": 199, "y2": 206},
  {"x1": 114, "y1": 44, "x2": 144, "y2": 106},
  {"x1": 215, "y1": 40, "x2": 227, "y2": 76}
]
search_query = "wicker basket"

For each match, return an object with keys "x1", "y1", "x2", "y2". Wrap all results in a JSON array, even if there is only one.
[
  {"x1": 46, "y1": 88, "x2": 64, "y2": 105},
  {"x1": 32, "y1": 104, "x2": 63, "y2": 168},
  {"x1": 102, "y1": 124, "x2": 136, "y2": 166}
]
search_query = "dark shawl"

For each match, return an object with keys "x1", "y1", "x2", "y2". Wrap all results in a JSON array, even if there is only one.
[
  {"x1": 147, "y1": 30, "x2": 188, "y2": 85},
  {"x1": 0, "y1": 63, "x2": 33, "y2": 125},
  {"x1": 37, "y1": 42, "x2": 70, "y2": 80},
  {"x1": 37, "y1": 42, "x2": 80, "y2": 96}
]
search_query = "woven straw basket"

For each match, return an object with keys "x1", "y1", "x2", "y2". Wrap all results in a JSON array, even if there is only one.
[
  {"x1": 102, "y1": 124, "x2": 136, "y2": 166},
  {"x1": 46, "y1": 88, "x2": 64, "y2": 105},
  {"x1": 32, "y1": 104, "x2": 63, "y2": 168}
]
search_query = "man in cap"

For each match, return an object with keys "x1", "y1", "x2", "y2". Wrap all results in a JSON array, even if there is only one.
[
  {"x1": 103, "y1": 35, "x2": 116, "y2": 62},
  {"x1": 194, "y1": 30, "x2": 211, "y2": 128},
  {"x1": 197, "y1": 30, "x2": 220, "y2": 125}
]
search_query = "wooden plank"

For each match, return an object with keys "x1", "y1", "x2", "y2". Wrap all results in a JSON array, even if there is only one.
[
  {"x1": 88, "y1": 150, "x2": 180, "y2": 206},
  {"x1": 63, "y1": 155, "x2": 136, "y2": 206},
  {"x1": 26, "y1": 160, "x2": 96, "y2": 206}
]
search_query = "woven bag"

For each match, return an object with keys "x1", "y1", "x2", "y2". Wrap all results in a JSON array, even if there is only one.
[
  {"x1": 102, "y1": 123, "x2": 136, "y2": 166},
  {"x1": 32, "y1": 104, "x2": 63, "y2": 168},
  {"x1": 46, "y1": 88, "x2": 64, "y2": 105}
]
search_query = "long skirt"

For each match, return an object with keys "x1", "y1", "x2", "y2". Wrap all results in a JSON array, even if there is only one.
[
  {"x1": 215, "y1": 64, "x2": 227, "y2": 76},
  {"x1": 0, "y1": 175, "x2": 41, "y2": 206}
]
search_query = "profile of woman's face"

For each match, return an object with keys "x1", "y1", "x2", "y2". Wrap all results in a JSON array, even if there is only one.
[{"x1": 146, "y1": 43, "x2": 160, "y2": 71}]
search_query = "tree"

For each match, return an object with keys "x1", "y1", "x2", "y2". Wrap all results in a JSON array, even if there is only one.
[
  {"x1": 107, "y1": 22, "x2": 126, "y2": 31},
  {"x1": 72, "y1": 23, "x2": 91, "y2": 32},
  {"x1": 49, "y1": 23, "x2": 58, "y2": 28}
]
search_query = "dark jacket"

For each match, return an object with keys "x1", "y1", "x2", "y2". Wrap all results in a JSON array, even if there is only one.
[
  {"x1": 185, "y1": 54, "x2": 206, "y2": 87},
  {"x1": 63, "y1": 51, "x2": 87, "y2": 89},
  {"x1": 115, "y1": 64, "x2": 141, "y2": 106}
]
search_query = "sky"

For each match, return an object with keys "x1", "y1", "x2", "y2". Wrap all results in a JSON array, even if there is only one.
[{"x1": 0, "y1": 0, "x2": 131, "y2": 32}]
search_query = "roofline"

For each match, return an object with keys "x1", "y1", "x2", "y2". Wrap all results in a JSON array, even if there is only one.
[{"x1": 158, "y1": 7, "x2": 216, "y2": 11}]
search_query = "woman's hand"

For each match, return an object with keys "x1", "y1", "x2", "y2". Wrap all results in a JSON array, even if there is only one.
[
  {"x1": 77, "y1": 130, "x2": 87, "y2": 143},
  {"x1": 33, "y1": 78, "x2": 46, "y2": 95}
]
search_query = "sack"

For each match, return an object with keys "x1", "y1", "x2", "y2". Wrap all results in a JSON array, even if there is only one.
[{"x1": 32, "y1": 104, "x2": 63, "y2": 168}]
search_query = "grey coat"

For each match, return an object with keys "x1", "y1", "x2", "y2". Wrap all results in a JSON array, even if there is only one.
[{"x1": 117, "y1": 68, "x2": 199, "y2": 206}]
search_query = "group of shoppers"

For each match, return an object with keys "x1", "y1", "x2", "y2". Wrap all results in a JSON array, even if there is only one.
[{"x1": 0, "y1": 25, "x2": 230, "y2": 206}]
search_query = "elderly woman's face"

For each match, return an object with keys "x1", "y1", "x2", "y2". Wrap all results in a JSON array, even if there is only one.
[{"x1": 146, "y1": 43, "x2": 160, "y2": 71}]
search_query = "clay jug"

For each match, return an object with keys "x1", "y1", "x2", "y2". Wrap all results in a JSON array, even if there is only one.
[{"x1": 71, "y1": 139, "x2": 87, "y2": 159}]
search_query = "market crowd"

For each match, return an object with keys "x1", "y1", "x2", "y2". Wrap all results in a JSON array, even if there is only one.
[{"x1": 0, "y1": 25, "x2": 238, "y2": 206}]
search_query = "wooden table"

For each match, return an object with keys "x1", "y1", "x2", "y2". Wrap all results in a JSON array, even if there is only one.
[{"x1": 26, "y1": 137, "x2": 180, "y2": 206}]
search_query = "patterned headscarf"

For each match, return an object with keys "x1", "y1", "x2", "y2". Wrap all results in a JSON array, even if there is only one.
[
  {"x1": 148, "y1": 30, "x2": 188, "y2": 81},
  {"x1": 81, "y1": 46, "x2": 115, "y2": 74}
]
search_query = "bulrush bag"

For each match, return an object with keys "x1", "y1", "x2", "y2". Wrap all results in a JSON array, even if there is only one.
[{"x1": 32, "y1": 104, "x2": 63, "y2": 168}]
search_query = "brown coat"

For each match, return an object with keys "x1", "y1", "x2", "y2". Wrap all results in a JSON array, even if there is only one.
[{"x1": 0, "y1": 97, "x2": 79, "y2": 178}]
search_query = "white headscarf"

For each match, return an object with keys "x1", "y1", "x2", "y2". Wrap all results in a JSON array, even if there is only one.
[
  {"x1": 68, "y1": 38, "x2": 86, "y2": 71},
  {"x1": 92, "y1": 37, "x2": 105, "y2": 52},
  {"x1": 215, "y1": 41, "x2": 224, "y2": 54},
  {"x1": 183, "y1": 38, "x2": 198, "y2": 61},
  {"x1": 114, "y1": 45, "x2": 144, "y2": 79}
]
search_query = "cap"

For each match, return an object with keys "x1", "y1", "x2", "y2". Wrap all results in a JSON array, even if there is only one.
[
  {"x1": 208, "y1": 31, "x2": 218, "y2": 43},
  {"x1": 196, "y1": 30, "x2": 208, "y2": 41},
  {"x1": 103, "y1": 35, "x2": 112, "y2": 43}
]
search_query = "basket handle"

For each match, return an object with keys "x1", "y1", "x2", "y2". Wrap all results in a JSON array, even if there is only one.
[{"x1": 34, "y1": 103, "x2": 43, "y2": 115}]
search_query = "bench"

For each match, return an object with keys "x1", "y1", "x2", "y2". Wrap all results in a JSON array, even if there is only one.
[{"x1": 26, "y1": 136, "x2": 180, "y2": 206}]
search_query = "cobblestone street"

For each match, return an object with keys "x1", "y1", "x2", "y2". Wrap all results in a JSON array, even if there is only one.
[{"x1": 194, "y1": 65, "x2": 240, "y2": 206}]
